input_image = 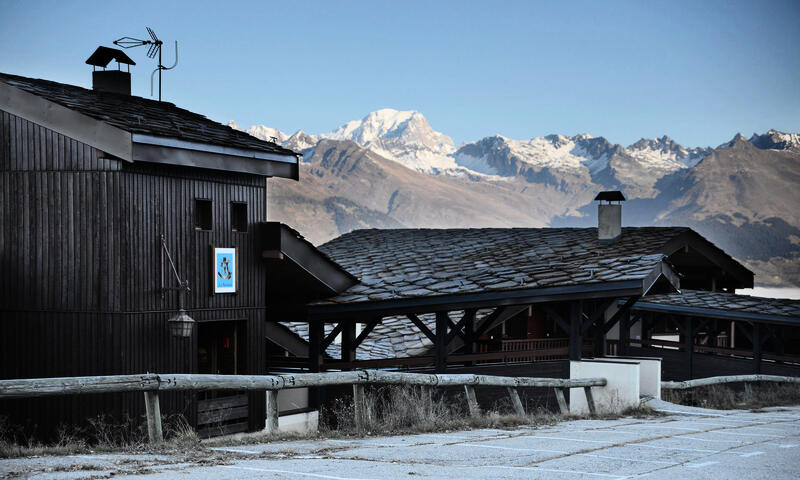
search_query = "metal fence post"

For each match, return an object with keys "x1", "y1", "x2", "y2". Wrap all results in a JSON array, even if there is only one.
[{"x1": 143, "y1": 391, "x2": 163, "y2": 443}]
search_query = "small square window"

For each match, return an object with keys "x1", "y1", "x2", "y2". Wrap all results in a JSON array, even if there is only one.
[
  {"x1": 194, "y1": 199, "x2": 212, "y2": 231},
  {"x1": 231, "y1": 202, "x2": 247, "y2": 232}
]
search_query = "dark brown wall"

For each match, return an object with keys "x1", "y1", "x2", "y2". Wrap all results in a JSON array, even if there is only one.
[{"x1": 0, "y1": 110, "x2": 269, "y2": 436}]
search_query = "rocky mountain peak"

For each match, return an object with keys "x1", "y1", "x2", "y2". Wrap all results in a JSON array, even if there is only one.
[{"x1": 749, "y1": 129, "x2": 800, "y2": 151}]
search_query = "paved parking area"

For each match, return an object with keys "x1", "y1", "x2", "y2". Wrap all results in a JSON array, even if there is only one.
[{"x1": 2, "y1": 403, "x2": 799, "y2": 479}]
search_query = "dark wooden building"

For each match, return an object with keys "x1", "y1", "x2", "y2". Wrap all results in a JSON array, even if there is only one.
[{"x1": 0, "y1": 63, "x2": 353, "y2": 437}]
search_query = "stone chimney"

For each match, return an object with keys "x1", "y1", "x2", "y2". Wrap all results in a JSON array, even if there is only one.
[
  {"x1": 595, "y1": 191, "x2": 625, "y2": 242},
  {"x1": 85, "y1": 46, "x2": 136, "y2": 95}
]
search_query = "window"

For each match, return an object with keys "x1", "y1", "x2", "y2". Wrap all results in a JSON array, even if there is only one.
[
  {"x1": 194, "y1": 199, "x2": 212, "y2": 231},
  {"x1": 231, "y1": 202, "x2": 247, "y2": 232}
]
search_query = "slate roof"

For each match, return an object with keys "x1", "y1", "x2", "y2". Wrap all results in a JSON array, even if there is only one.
[
  {"x1": 313, "y1": 227, "x2": 690, "y2": 305},
  {"x1": 0, "y1": 72, "x2": 297, "y2": 157},
  {"x1": 633, "y1": 289, "x2": 800, "y2": 323}
]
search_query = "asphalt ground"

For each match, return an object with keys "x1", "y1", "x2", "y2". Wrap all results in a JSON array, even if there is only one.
[{"x1": 2, "y1": 402, "x2": 799, "y2": 479}]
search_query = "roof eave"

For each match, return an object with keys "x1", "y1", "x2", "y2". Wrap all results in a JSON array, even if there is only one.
[
  {"x1": 307, "y1": 279, "x2": 647, "y2": 319},
  {"x1": 661, "y1": 229, "x2": 755, "y2": 288},
  {"x1": 0, "y1": 78, "x2": 132, "y2": 161},
  {"x1": 630, "y1": 301, "x2": 799, "y2": 326},
  {"x1": 132, "y1": 140, "x2": 299, "y2": 179}
]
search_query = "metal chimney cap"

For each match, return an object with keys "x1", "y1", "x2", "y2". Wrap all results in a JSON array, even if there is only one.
[
  {"x1": 86, "y1": 46, "x2": 136, "y2": 68},
  {"x1": 594, "y1": 191, "x2": 626, "y2": 202}
]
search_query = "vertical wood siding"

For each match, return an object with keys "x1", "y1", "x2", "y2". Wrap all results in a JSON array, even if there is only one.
[{"x1": 1, "y1": 110, "x2": 269, "y2": 437}]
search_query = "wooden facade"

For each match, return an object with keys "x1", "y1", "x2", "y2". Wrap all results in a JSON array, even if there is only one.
[{"x1": 0, "y1": 109, "x2": 275, "y2": 436}]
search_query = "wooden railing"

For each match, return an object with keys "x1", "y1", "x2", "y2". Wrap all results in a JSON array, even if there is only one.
[
  {"x1": 0, "y1": 371, "x2": 606, "y2": 444},
  {"x1": 607, "y1": 338, "x2": 800, "y2": 364},
  {"x1": 501, "y1": 338, "x2": 569, "y2": 362},
  {"x1": 662, "y1": 374, "x2": 800, "y2": 390},
  {"x1": 317, "y1": 346, "x2": 570, "y2": 371}
]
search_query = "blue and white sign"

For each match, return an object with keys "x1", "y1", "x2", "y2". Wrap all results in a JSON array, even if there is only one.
[{"x1": 213, "y1": 247, "x2": 237, "y2": 294}]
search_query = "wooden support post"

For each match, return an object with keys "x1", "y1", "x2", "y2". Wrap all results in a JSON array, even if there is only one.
[
  {"x1": 308, "y1": 321, "x2": 323, "y2": 409},
  {"x1": 463, "y1": 309, "x2": 475, "y2": 366},
  {"x1": 619, "y1": 310, "x2": 630, "y2": 356},
  {"x1": 592, "y1": 302, "x2": 607, "y2": 357},
  {"x1": 593, "y1": 323, "x2": 606, "y2": 357},
  {"x1": 464, "y1": 385, "x2": 480, "y2": 417},
  {"x1": 583, "y1": 387, "x2": 596, "y2": 415},
  {"x1": 341, "y1": 320, "x2": 356, "y2": 363},
  {"x1": 775, "y1": 326, "x2": 785, "y2": 357},
  {"x1": 569, "y1": 302, "x2": 582, "y2": 361},
  {"x1": 266, "y1": 390, "x2": 279, "y2": 433},
  {"x1": 143, "y1": 391, "x2": 163, "y2": 443},
  {"x1": 435, "y1": 312, "x2": 449, "y2": 373},
  {"x1": 684, "y1": 316, "x2": 693, "y2": 380},
  {"x1": 554, "y1": 387, "x2": 568, "y2": 415},
  {"x1": 421, "y1": 385, "x2": 433, "y2": 411},
  {"x1": 753, "y1": 323, "x2": 762, "y2": 374},
  {"x1": 353, "y1": 384, "x2": 366, "y2": 430},
  {"x1": 506, "y1": 387, "x2": 525, "y2": 416}
]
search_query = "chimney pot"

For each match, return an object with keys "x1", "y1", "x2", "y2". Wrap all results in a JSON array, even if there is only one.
[
  {"x1": 92, "y1": 70, "x2": 131, "y2": 95},
  {"x1": 594, "y1": 191, "x2": 625, "y2": 242}
]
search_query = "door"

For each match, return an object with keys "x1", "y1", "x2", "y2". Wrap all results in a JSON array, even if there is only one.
[{"x1": 196, "y1": 321, "x2": 248, "y2": 437}]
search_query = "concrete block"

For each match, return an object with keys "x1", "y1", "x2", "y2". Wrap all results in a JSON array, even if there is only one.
[
  {"x1": 570, "y1": 360, "x2": 639, "y2": 415},
  {"x1": 589, "y1": 356, "x2": 662, "y2": 399},
  {"x1": 269, "y1": 411, "x2": 319, "y2": 434}
]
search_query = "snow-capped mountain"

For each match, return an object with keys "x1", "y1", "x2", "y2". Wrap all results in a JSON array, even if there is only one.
[
  {"x1": 236, "y1": 115, "x2": 799, "y2": 287},
  {"x1": 626, "y1": 135, "x2": 710, "y2": 170},
  {"x1": 324, "y1": 109, "x2": 458, "y2": 173},
  {"x1": 234, "y1": 109, "x2": 460, "y2": 174},
  {"x1": 750, "y1": 129, "x2": 800, "y2": 152},
  {"x1": 454, "y1": 133, "x2": 614, "y2": 178},
  {"x1": 285, "y1": 130, "x2": 319, "y2": 152}
]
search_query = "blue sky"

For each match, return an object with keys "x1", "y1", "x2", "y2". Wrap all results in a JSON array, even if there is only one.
[{"x1": 1, "y1": 0, "x2": 798, "y2": 147}]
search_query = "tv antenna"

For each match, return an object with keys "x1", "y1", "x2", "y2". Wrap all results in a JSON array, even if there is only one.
[{"x1": 114, "y1": 27, "x2": 178, "y2": 101}]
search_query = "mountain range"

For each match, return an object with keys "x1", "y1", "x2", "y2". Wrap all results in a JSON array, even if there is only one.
[{"x1": 229, "y1": 110, "x2": 800, "y2": 287}]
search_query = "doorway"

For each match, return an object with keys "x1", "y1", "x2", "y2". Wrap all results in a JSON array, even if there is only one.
[{"x1": 196, "y1": 320, "x2": 248, "y2": 437}]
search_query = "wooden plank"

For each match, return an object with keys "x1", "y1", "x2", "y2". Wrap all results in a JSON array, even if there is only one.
[
  {"x1": 464, "y1": 385, "x2": 480, "y2": 417},
  {"x1": 662, "y1": 374, "x2": 800, "y2": 390},
  {"x1": 583, "y1": 387, "x2": 596, "y2": 415},
  {"x1": 197, "y1": 405, "x2": 249, "y2": 425},
  {"x1": 265, "y1": 390, "x2": 279, "y2": 433},
  {"x1": 406, "y1": 314, "x2": 435, "y2": 343},
  {"x1": 197, "y1": 421, "x2": 249, "y2": 439},
  {"x1": 554, "y1": 388, "x2": 568, "y2": 415},
  {"x1": 353, "y1": 384, "x2": 366, "y2": 430},
  {"x1": 0, "y1": 374, "x2": 159, "y2": 398},
  {"x1": 144, "y1": 391, "x2": 163, "y2": 443},
  {"x1": 507, "y1": 387, "x2": 525, "y2": 416},
  {"x1": 198, "y1": 394, "x2": 250, "y2": 411}
]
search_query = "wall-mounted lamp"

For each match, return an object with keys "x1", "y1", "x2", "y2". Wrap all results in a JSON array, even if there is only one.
[{"x1": 161, "y1": 235, "x2": 195, "y2": 338}]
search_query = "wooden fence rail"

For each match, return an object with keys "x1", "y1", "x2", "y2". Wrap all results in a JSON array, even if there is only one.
[
  {"x1": 0, "y1": 371, "x2": 606, "y2": 443},
  {"x1": 662, "y1": 374, "x2": 800, "y2": 390}
]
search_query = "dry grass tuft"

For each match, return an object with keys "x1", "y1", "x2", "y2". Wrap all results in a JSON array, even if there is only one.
[
  {"x1": 0, "y1": 413, "x2": 200, "y2": 458},
  {"x1": 663, "y1": 382, "x2": 800, "y2": 410},
  {"x1": 321, "y1": 385, "x2": 561, "y2": 436}
]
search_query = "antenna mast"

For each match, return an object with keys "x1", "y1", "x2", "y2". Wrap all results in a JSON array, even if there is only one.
[{"x1": 114, "y1": 27, "x2": 178, "y2": 101}]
